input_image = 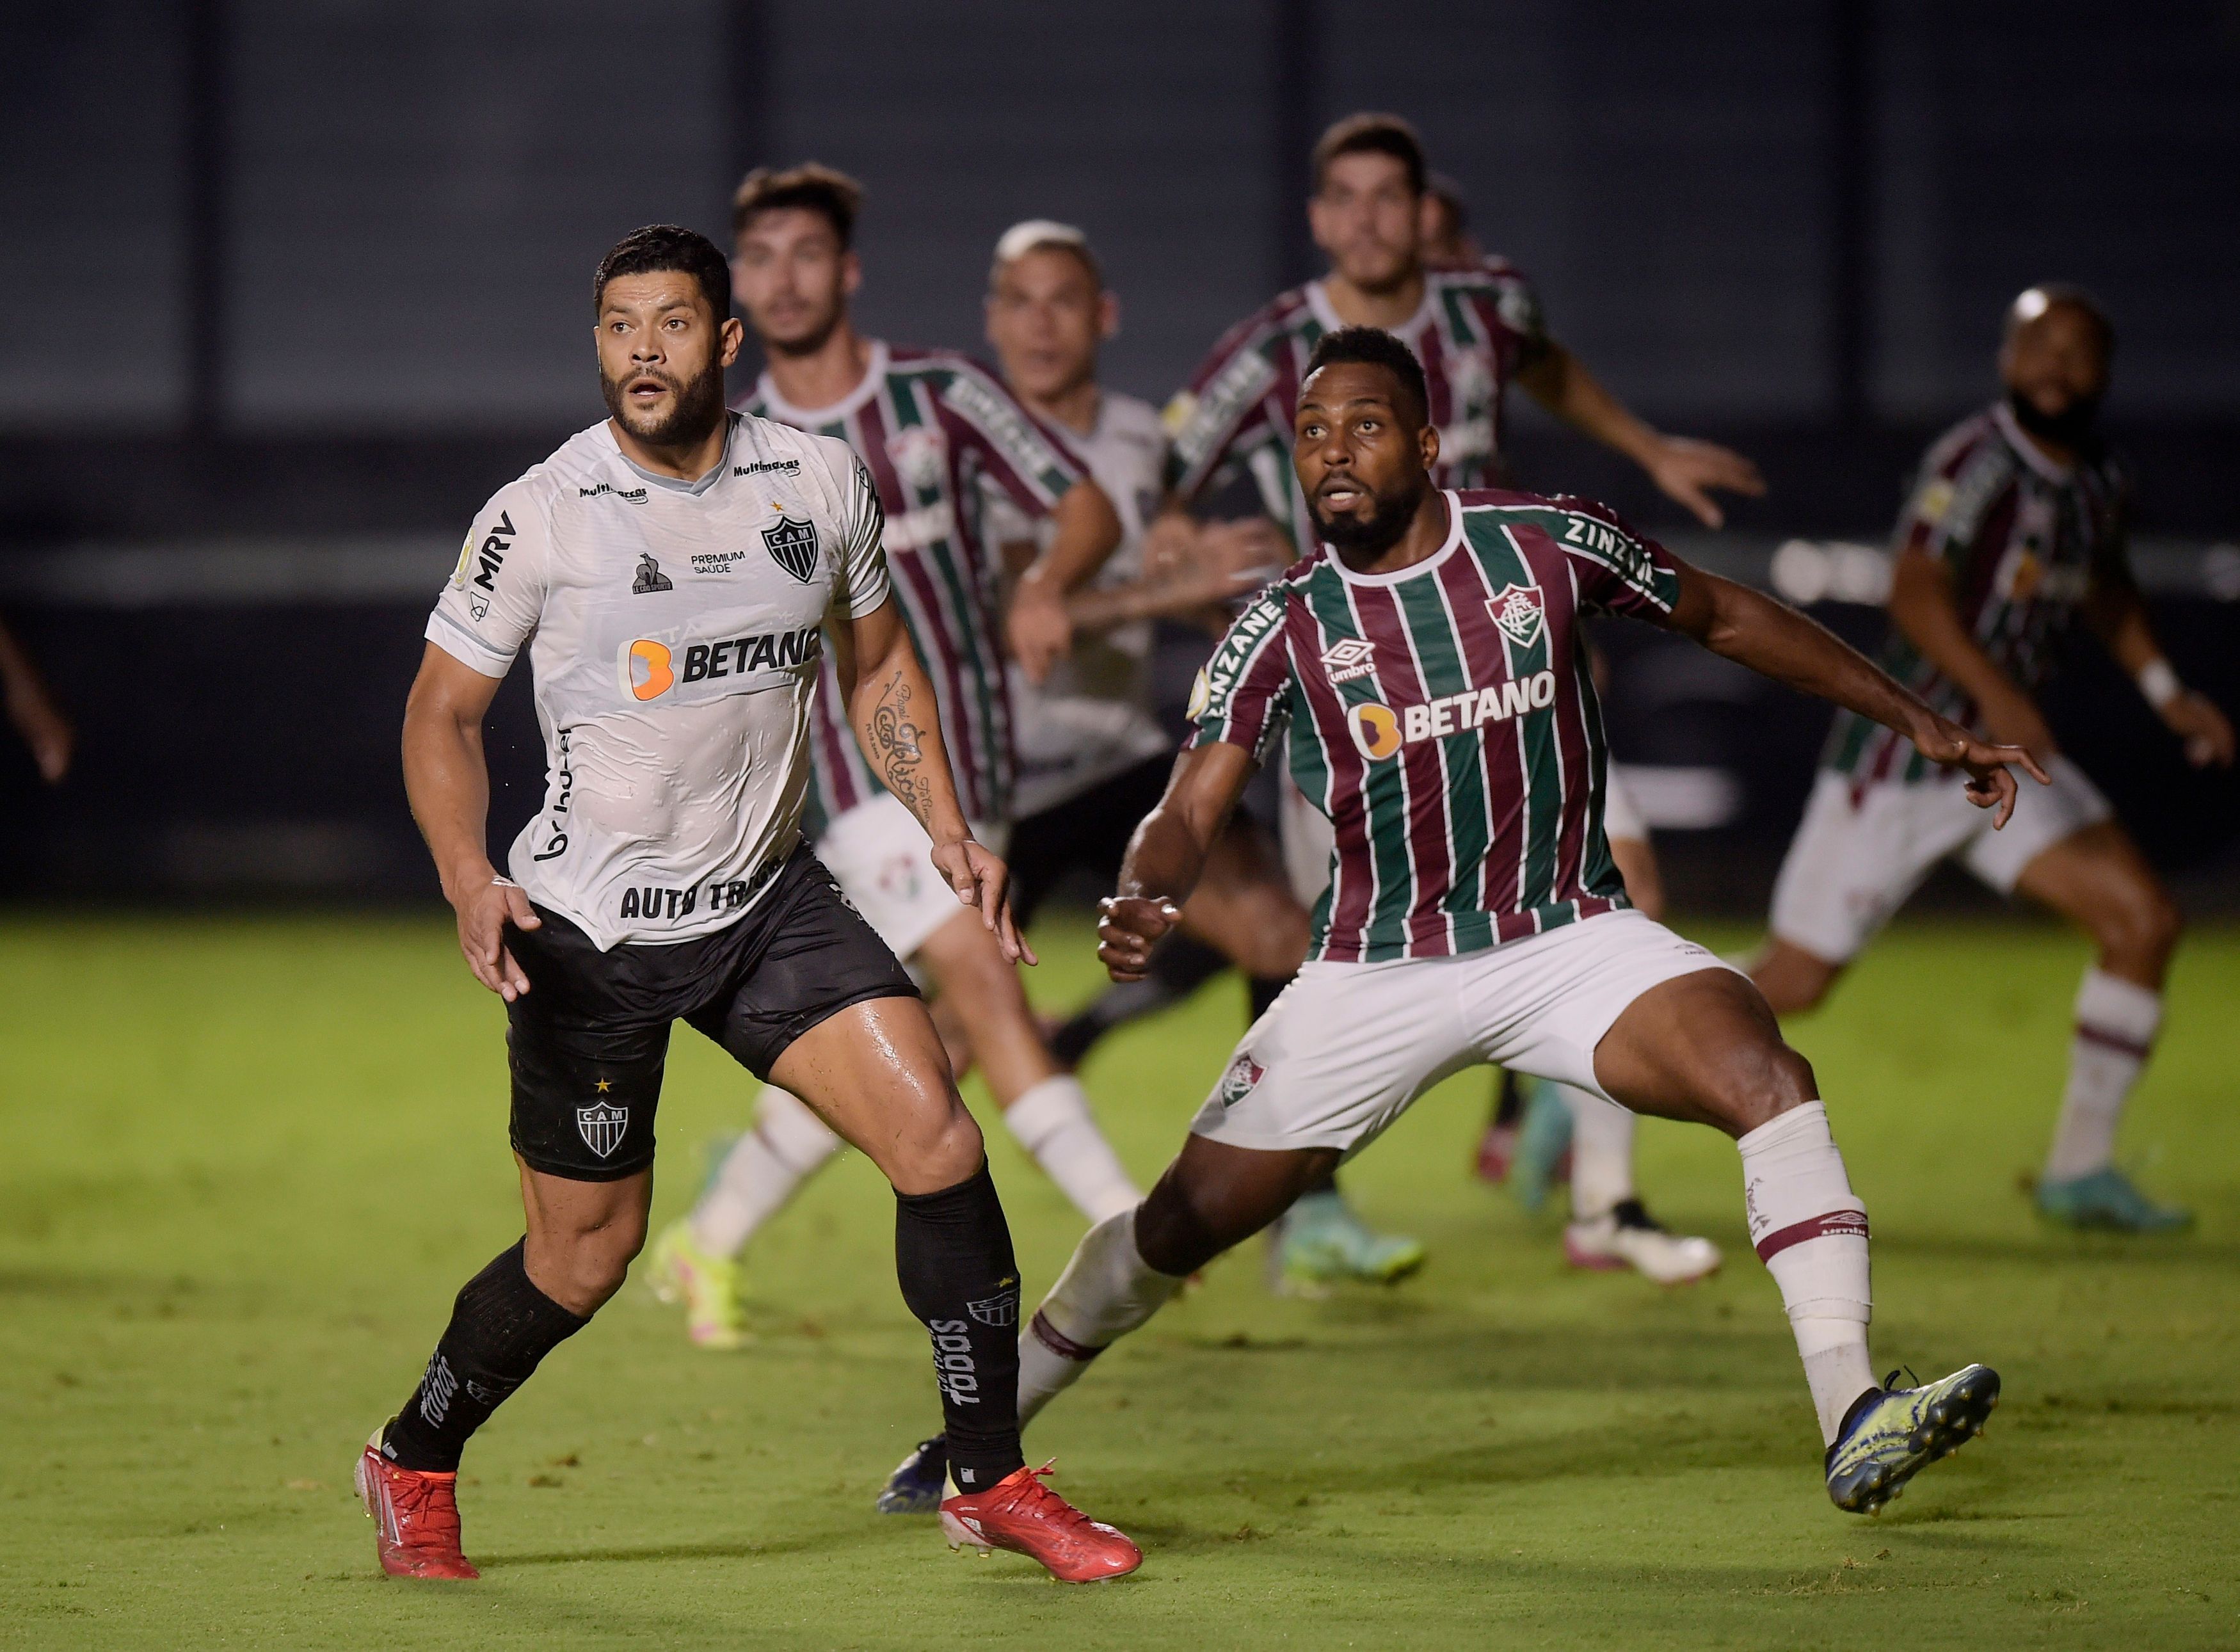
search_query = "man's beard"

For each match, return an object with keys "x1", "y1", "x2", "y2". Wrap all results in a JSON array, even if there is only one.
[
  {"x1": 760, "y1": 299, "x2": 844, "y2": 361},
  {"x1": 601, "y1": 356, "x2": 728, "y2": 449},
  {"x1": 2007, "y1": 387, "x2": 2100, "y2": 451},
  {"x1": 1313, "y1": 479, "x2": 1424, "y2": 558}
]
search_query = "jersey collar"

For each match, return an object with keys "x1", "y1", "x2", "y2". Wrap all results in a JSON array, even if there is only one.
[
  {"x1": 755, "y1": 339, "x2": 890, "y2": 426},
  {"x1": 1305, "y1": 277, "x2": 1437, "y2": 341},
  {"x1": 1322, "y1": 490, "x2": 1466, "y2": 586},
  {"x1": 1990, "y1": 399, "x2": 2076, "y2": 485},
  {"x1": 604, "y1": 413, "x2": 736, "y2": 496}
]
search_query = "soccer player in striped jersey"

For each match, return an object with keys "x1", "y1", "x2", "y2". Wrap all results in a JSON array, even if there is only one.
[
  {"x1": 651, "y1": 166, "x2": 1144, "y2": 1349},
  {"x1": 1752, "y1": 286, "x2": 2234, "y2": 1232},
  {"x1": 977, "y1": 328, "x2": 2042, "y2": 1522}
]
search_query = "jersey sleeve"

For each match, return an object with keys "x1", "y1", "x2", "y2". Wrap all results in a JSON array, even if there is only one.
[
  {"x1": 426, "y1": 479, "x2": 550, "y2": 677},
  {"x1": 937, "y1": 361, "x2": 1082, "y2": 516},
  {"x1": 1548, "y1": 497, "x2": 1683, "y2": 619},
  {"x1": 1893, "y1": 429, "x2": 2013, "y2": 569},
  {"x1": 1484, "y1": 261, "x2": 1551, "y2": 365},
  {"x1": 1161, "y1": 316, "x2": 1285, "y2": 503},
  {"x1": 1185, "y1": 586, "x2": 1293, "y2": 763},
  {"x1": 835, "y1": 452, "x2": 894, "y2": 618}
]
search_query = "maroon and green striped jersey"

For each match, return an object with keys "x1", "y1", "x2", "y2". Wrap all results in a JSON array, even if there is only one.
[
  {"x1": 1189, "y1": 488, "x2": 1681, "y2": 963},
  {"x1": 737, "y1": 341, "x2": 1084, "y2": 828},
  {"x1": 1825, "y1": 401, "x2": 2131, "y2": 795},
  {"x1": 1163, "y1": 261, "x2": 1548, "y2": 558}
]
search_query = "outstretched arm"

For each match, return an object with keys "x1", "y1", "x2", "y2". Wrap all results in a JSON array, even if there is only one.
[
  {"x1": 845, "y1": 596, "x2": 1033, "y2": 963},
  {"x1": 0, "y1": 616, "x2": 71, "y2": 783},
  {"x1": 2081, "y1": 566, "x2": 2235, "y2": 769},
  {"x1": 403, "y1": 643, "x2": 541, "y2": 1000},
  {"x1": 1658, "y1": 561, "x2": 2050, "y2": 826},
  {"x1": 1005, "y1": 477, "x2": 1124, "y2": 684},
  {"x1": 1516, "y1": 342, "x2": 1765, "y2": 528},
  {"x1": 1097, "y1": 741, "x2": 1259, "y2": 981}
]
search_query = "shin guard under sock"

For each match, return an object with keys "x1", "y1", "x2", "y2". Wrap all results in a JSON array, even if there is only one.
[
  {"x1": 383, "y1": 1240, "x2": 590, "y2": 1472},
  {"x1": 894, "y1": 1162, "x2": 1025, "y2": 1492}
]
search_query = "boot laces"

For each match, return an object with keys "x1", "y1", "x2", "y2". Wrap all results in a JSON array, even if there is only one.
[{"x1": 998, "y1": 1461, "x2": 1092, "y2": 1530}]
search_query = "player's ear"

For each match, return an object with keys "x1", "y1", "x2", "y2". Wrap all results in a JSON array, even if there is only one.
[
  {"x1": 718, "y1": 316, "x2": 745, "y2": 369},
  {"x1": 842, "y1": 250, "x2": 863, "y2": 299},
  {"x1": 1419, "y1": 417, "x2": 1441, "y2": 472},
  {"x1": 1098, "y1": 291, "x2": 1120, "y2": 341}
]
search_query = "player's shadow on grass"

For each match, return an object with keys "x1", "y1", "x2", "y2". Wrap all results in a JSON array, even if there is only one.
[
  {"x1": 487, "y1": 1534, "x2": 817, "y2": 1567},
  {"x1": 1868, "y1": 1229, "x2": 2240, "y2": 1268}
]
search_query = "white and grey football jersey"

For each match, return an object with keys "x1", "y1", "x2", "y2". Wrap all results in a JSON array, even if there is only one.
[
  {"x1": 987, "y1": 392, "x2": 1172, "y2": 818},
  {"x1": 426, "y1": 412, "x2": 890, "y2": 949}
]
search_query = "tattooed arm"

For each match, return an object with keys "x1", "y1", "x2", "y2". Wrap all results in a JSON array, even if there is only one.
[{"x1": 843, "y1": 596, "x2": 1034, "y2": 963}]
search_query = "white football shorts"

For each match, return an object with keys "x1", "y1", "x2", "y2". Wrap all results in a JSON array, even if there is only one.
[
  {"x1": 813, "y1": 790, "x2": 1011, "y2": 963},
  {"x1": 1768, "y1": 753, "x2": 2111, "y2": 965},
  {"x1": 1188, "y1": 909, "x2": 1734, "y2": 1157}
]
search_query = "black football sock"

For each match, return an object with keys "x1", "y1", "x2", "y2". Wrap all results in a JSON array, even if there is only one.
[
  {"x1": 893, "y1": 1161, "x2": 1026, "y2": 1494},
  {"x1": 1246, "y1": 971, "x2": 1291, "y2": 1023},
  {"x1": 381, "y1": 1240, "x2": 589, "y2": 1473},
  {"x1": 1050, "y1": 935, "x2": 1230, "y2": 1067},
  {"x1": 1492, "y1": 1067, "x2": 1524, "y2": 1130}
]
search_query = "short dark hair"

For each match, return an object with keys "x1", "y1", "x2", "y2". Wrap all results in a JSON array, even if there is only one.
[
  {"x1": 1302, "y1": 326, "x2": 1430, "y2": 427},
  {"x1": 732, "y1": 163, "x2": 863, "y2": 248},
  {"x1": 1311, "y1": 112, "x2": 1427, "y2": 196},
  {"x1": 2005, "y1": 282, "x2": 2116, "y2": 354},
  {"x1": 593, "y1": 225, "x2": 730, "y2": 321}
]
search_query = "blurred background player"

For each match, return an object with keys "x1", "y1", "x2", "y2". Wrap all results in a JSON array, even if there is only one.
[
  {"x1": 0, "y1": 614, "x2": 72, "y2": 784},
  {"x1": 651, "y1": 168, "x2": 1141, "y2": 1348},
  {"x1": 1418, "y1": 171, "x2": 1482, "y2": 266},
  {"x1": 1752, "y1": 285, "x2": 2234, "y2": 1233}
]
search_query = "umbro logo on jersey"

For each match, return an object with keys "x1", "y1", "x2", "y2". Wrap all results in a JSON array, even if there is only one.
[
  {"x1": 1485, "y1": 584, "x2": 1544, "y2": 647},
  {"x1": 576, "y1": 1099, "x2": 628, "y2": 1159},
  {"x1": 631, "y1": 553, "x2": 673, "y2": 594},
  {"x1": 579, "y1": 482, "x2": 648, "y2": 504},
  {"x1": 762, "y1": 516, "x2": 819, "y2": 583},
  {"x1": 1321, "y1": 637, "x2": 1378, "y2": 684}
]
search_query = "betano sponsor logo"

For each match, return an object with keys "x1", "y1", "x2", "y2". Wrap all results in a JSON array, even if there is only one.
[
  {"x1": 1344, "y1": 670, "x2": 1556, "y2": 761},
  {"x1": 617, "y1": 626, "x2": 820, "y2": 702}
]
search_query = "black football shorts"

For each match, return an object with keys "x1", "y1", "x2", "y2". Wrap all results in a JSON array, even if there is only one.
[{"x1": 502, "y1": 843, "x2": 918, "y2": 1182}]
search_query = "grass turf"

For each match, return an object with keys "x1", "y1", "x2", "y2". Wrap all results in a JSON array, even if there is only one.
[{"x1": 0, "y1": 910, "x2": 2234, "y2": 1650}]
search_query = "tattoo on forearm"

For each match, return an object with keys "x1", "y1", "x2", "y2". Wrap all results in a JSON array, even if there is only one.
[{"x1": 867, "y1": 668, "x2": 939, "y2": 822}]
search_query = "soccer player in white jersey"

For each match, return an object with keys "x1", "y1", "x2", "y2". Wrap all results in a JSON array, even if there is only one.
[
  {"x1": 896, "y1": 329, "x2": 2049, "y2": 1530},
  {"x1": 1752, "y1": 287, "x2": 2234, "y2": 1231},
  {"x1": 653, "y1": 169, "x2": 1144, "y2": 1351},
  {"x1": 362, "y1": 227, "x2": 1138, "y2": 1584}
]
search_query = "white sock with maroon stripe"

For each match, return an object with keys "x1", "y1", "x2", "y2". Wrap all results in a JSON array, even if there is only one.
[
  {"x1": 1002, "y1": 1076, "x2": 1143, "y2": 1224},
  {"x1": 689, "y1": 1087, "x2": 841, "y2": 1258},
  {"x1": 1016, "y1": 1208, "x2": 1181, "y2": 1429},
  {"x1": 1737, "y1": 1101, "x2": 1875, "y2": 1445},
  {"x1": 2044, "y1": 968, "x2": 2161, "y2": 1183},
  {"x1": 1564, "y1": 1086, "x2": 1636, "y2": 1222}
]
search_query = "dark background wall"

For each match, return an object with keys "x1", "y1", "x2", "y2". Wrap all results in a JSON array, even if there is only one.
[{"x1": 1, "y1": 1, "x2": 2236, "y2": 903}]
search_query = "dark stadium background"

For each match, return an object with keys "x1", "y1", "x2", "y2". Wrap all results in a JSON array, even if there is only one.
[{"x1": 2, "y1": 1, "x2": 2234, "y2": 908}]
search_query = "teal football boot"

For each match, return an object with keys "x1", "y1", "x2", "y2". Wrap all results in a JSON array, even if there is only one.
[
  {"x1": 1510, "y1": 1076, "x2": 1574, "y2": 1215},
  {"x1": 1825, "y1": 1363, "x2": 1999, "y2": 1514},
  {"x1": 2035, "y1": 1166, "x2": 2191, "y2": 1233}
]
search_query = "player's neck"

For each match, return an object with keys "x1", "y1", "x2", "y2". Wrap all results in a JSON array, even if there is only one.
[
  {"x1": 762, "y1": 321, "x2": 872, "y2": 414},
  {"x1": 1320, "y1": 268, "x2": 1427, "y2": 330},
  {"x1": 1016, "y1": 376, "x2": 1100, "y2": 437},
  {"x1": 607, "y1": 415, "x2": 728, "y2": 483},
  {"x1": 1332, "y1": 486, "x2": 1451, "y2": 577}
]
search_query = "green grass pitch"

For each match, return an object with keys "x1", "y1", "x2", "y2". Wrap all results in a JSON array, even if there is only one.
[{"x1": 1, "y1": 909, "x2": 2234, "y2": 1649}]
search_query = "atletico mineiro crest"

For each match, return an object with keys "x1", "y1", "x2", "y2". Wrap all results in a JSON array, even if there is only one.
[
  {"x1": 577, "y1": 1096, "x2": 628, "y2": 1159},
  {"x1": 1485, "y1": 583, "x2": 1544, "y2": 647},
  {"x1": 762, "y1": 515, "x2": 819, "y2": 584}
]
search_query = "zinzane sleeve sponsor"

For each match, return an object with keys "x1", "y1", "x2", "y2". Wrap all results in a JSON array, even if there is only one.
[
  {"x1": 1548, "y1": 497, "x2": 1681, "y2": 619},
  {"x1": 1185, "y1": 587, "x2": 1292, "y2": 762},
  {"x1": 426, "y1": 479, "x2": 549, "y2": 676},
  {"x1": 938, "y1": 361, "x2": 1082, "y2": 517},
  {"x1": 1160, "y1": 316, "x2": 1282, "y2": 503},
  {"x1": 1895, "y1": 428, "x2": 2010, "y2": 571},
  {"x1": 836, "y1": 453, "x2": 894, "y2": 618}
]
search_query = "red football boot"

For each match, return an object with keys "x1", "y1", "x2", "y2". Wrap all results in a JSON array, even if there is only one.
[
  {"x1": 1475, "y1": 1120, "x2": 1519, "y2": 1182},
  {"x1": 939, "y1": 1461, "x2": 1140, "y2": 1582},
  {"x1": 355, "y1": 1429, "x2": 480, "y2": 1580}
]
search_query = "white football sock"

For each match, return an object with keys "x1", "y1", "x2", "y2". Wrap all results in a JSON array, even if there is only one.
[
  {"x1": 688, "y1": 1087, "x2": 841, "y2": 1258},
  {"x1": 1016, "y1": 1208, "x2": 1181, "y2": 1428},
  {"x1": 1564, "y1": 1085, "x2": 1636, "y2": 1223},
  {"x1": 2044, "y1": 968, "x2": 2161, "y2": 1183},
  {"x1": 1737, "y1": 1101, "x2": 1875, "y2": 1445},
  {"x1": 1002, "y1": 1075, "x2": 1142, "y2": 1223}
]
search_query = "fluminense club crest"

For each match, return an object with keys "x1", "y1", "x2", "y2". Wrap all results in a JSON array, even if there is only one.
[
  {"x1": 762, "y1": 515, "x2": 819, "y2": 584},
  {"x1": 1217, "y1": 1052, "x2": 1266, "y2": 1109},
  {"x1": 1485, "y1": 582, "x2": 1544, "y2": 647},
  {"x1": 577, "y1": 1095, "x2": 628, "y2": 1159}
]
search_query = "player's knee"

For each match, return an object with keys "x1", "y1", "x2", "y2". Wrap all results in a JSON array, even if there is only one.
[{"x1": 892, "y1": 1090, "x2": 986, "y2": 1192}]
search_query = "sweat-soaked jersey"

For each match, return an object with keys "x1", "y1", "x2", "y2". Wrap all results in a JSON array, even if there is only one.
[
  {"x1": 1823, "y1": 400, "x2": 2131, "y2": 796},
  {"x1": 738, "y1": 341, "x2": 1086, "y2": 830},
  {"x1": 425, "y1": 412, "x2": 889, "y2": 950},
  {"x1": 1188, "y1": 488, "x2": 1680, "y2": 964},
  {"x1": 1163, "y1": 262, "x2": 1548, "y2": 559}
]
